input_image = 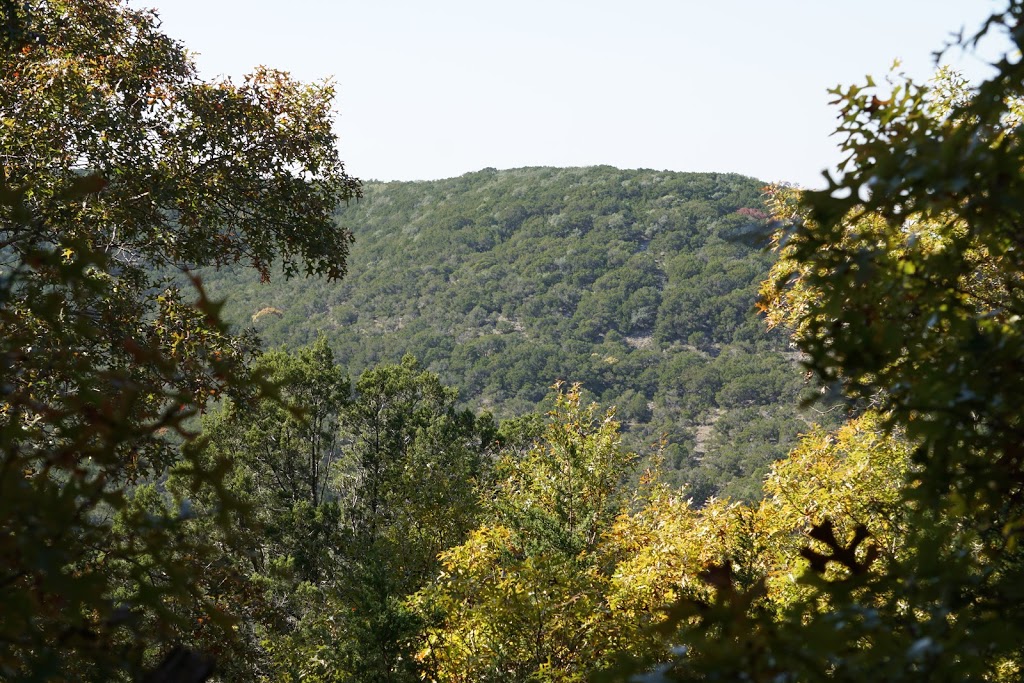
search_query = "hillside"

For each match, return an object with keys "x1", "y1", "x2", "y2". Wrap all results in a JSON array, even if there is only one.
[{"x1": 199, "y1": 166, "x2": 830, "y2": 501}]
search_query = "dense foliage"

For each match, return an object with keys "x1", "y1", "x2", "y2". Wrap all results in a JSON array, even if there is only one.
[
  {"x1": 0, "y1": 1, "x2": 357, "y2": 678},
  {"x1": 182, "y1": 368, "x2": 905, "y2": 683},
  {"x1": 181, "y1": 348, "x2": 498, "y2": 681},
  {"x1": 10, "y1": 0, "x2": 1023, "y2": 680},
  {"x1": 614, "y1": 5, "x2": 1024, "y2": 680},
  {"x1": 200, "y1": 167, "x2": 829, "y2": 502}
]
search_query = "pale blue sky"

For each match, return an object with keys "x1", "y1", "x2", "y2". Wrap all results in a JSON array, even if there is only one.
[{"x1": 139, "y1": 1, "x2": 1009, "y2": 187}]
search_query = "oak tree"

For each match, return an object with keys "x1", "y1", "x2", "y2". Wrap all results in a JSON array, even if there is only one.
[{"x1": 0, "y1": 1, "x2": 359, "y2": 678}]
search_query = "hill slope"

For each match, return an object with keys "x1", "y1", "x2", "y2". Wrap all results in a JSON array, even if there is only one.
[{"x1": 200, "y1": 166, "x2": 828, "y2": 501}]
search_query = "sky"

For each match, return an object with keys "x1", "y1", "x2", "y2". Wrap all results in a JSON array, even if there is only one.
[{"x1": 138, "y1": 1, "x2": 1010, "y2": 188}]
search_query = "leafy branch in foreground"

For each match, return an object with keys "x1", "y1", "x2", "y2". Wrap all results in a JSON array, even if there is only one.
[
  {"x1": 0, "y1": 1, "x2": 358, "y2": 679},
  {"x1": 612, "y1": 4, "x2": 1024, "y2": 680}
]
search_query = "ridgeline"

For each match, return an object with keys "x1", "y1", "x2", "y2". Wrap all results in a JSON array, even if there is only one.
[{"x1": 200, "y1": 166, "x2": 829, "y2": 501}]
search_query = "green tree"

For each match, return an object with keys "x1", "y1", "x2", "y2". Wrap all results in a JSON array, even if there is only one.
[
  {"x1": 195, "y1": 335, "x2": 349, "y2": 583},
  {"x1": 323, "y1": 356, "x2": 497, "y2": 683},
  {"x1": 0, "y1": 1, "x2": 358, "y2": 678},
  {"x1": 223, "y1": 354, "x2": 498, "y2": 683},
  {"x1": 171, "y1": 337, "x2": 350, "y2": 680},
  {"x1": 411, "y1": 385, "x2": 639, "y2": 682},
  {"x1": 620, "y1": 5, "x2": 1024, "y2": 680}
]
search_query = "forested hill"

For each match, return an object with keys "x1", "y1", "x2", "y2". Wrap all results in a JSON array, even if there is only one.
[{"x1": 200, "y1": 166, "x2": 825, "y2": 501}]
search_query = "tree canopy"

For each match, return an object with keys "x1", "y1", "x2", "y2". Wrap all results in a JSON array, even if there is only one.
[
  {"x1": 613, "y1": 4, "x2": 1024, "y2": 680},
  {"x1": 9, "y1": 0, "x2": 1024, "y2": 680},
  {"x1": 0, "y1": 1, "x2": 358, "y2": 678},
  {"x1": 199, "y1": 166, "x2": 828, "y2": 502}
]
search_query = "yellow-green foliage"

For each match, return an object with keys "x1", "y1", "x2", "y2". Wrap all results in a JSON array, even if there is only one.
[
  {"x1": 754, "y1": 412, "x2": 911, "y2": 607},
  {"x1": 411, "y1": 386, "x2": 633, "y2": 682},
  {"x1": 411, "y1": 389, "x2": 913, "y2": 682}
]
